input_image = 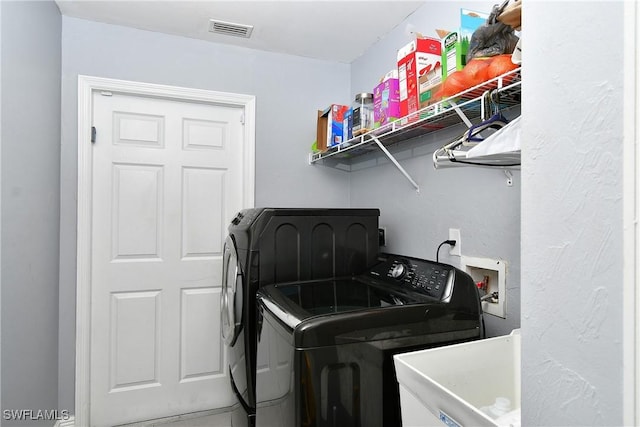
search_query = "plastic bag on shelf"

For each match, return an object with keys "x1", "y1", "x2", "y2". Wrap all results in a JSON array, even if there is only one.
[{"x1": 468, "y1": 0, "x2": 519, "y2": 60}]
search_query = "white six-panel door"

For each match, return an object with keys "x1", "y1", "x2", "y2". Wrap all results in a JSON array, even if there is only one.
[{"x1": 88, "y1": 89, "x2": 246, "y2": 426}]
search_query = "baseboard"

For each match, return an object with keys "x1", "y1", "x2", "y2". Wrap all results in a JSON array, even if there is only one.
[
  {"x1": 119, "y1": 407, "x2": 235, "y2": 426},
  {"x1": 54, "y1": 415, "x2": 75, "y2": 427},
  {"x1": 54, "y1": 407, "x2": 236, "y2": 427}
]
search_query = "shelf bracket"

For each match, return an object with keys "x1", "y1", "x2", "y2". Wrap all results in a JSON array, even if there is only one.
[
  {"x1": 448, "y1": 99, "x2": 474, "y2": 128},
  {"x1": 370, "y1": 135, "x2": 420, "y2": 193}
]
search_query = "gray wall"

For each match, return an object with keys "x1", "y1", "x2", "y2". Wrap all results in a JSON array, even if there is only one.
[
  {"x1": 349, "y1": 1, "x2": 521, "y2": 338},
  {"x1": 1, "y1": 1, "x2": 61, "y2": 425},
  {"x1": 58, "y1": 16, "x2": 352, "y2": 412},
  {"x1": 521, "y1": 2, "x2": 624, "y2": 425}
]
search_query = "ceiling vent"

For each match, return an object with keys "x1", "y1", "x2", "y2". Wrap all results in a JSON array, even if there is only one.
[{"x1": 208, "y1": 19, "x2": 254, "y2": 38}]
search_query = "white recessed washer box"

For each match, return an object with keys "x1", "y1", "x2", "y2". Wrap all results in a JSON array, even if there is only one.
[{"x1": 461, "y1": 255, "x2": 506, "y2": 318}]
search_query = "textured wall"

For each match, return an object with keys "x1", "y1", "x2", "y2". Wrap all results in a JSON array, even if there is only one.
[{"x1": 521, "y1": 2, "x2": 624, "y2": 425}]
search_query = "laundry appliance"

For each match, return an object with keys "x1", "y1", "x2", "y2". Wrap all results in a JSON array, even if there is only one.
[
  {"x1": 254, "y1": 253, "x2": 484, "y2": 427},
  {"x1": 221, "y1": 208, "x2": 380, "y2": 427}
]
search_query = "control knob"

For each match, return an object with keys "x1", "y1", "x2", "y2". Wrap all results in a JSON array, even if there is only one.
[{"x1": 389, "y1": 263, "x2": 407, "y2": 279}]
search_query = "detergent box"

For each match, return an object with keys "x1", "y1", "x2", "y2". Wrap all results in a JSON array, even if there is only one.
[
  {"x1": 397, "y1": 36, "x2": 441, "y2": 124},
  {"x1": 316, "y1": 104, "x2": 350, "y2": 151},
  {"x1": 373, "y1": 70, "x2": 400, "y2": 129},
  {"x1": 418, "y1": 63, "x2": 443, "y2": 115}
]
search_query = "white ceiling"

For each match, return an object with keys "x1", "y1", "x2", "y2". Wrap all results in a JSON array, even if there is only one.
[{"x1": 55, "y1": 1, "x2": 426, "y2": 63}]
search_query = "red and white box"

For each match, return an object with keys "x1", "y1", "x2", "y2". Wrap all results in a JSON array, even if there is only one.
[{"x1": 397, "y1": 37, "x2": 442, "y2": 123}]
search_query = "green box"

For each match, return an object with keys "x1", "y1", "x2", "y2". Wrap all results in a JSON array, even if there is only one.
[
  {"x1": 442, "y1": 9, "x2": 489, "y2": 81},
  {"x1": 441, "y1": 31, "x2": 469, "y2": 81}
]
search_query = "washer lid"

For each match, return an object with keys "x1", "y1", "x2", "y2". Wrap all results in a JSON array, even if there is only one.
[
  {"x1": 275, "y1": 278, "x2": 419, "y2": 316},
  {"x1": 258, "y1": 277, "x2": 481, "y2": 348},
  {"x1": 257, "y1": 277, "x2": 430, "y2": 332}
]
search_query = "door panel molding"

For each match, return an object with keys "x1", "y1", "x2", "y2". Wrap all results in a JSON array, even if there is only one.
[{"x1": 76, "y1": 75, "x2": 255, "y2": 426}]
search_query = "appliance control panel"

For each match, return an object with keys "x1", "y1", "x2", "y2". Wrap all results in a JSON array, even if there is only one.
[
  {"x1": 230, "y1": 208, "x2": 262, "y2": 227},
  {"x1": 367, "y1": 254, "x2": 455, "y2": 301}
]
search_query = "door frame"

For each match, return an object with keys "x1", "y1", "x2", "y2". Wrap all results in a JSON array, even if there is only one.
[
  {"x1": 623, "y1": 1, "x2": 639, "y2": 425},
  {"x1": 75, "y1": 75, "x2": 255, "y2": 426}
]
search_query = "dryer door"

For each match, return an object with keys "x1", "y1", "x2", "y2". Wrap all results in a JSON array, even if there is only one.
[{"x1": 221, "y1": 235, "x2": 243, "y2": 346}]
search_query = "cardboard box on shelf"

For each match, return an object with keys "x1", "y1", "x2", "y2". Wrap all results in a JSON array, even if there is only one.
[
  {"x1": 397, "y1": 36, "x2": 441, "y2": 124},
  {"x1": 344, "y1": 108, "x2": 353, "y2": 141},
  {"x1": 316, "y1": 104, "x2": 350, "y2": 152},
  {"x1": 418, "y1": 64, "x2": 443, "y2": 116},
  {"x1": 441, "y1": 9, "x2": 489, "y2": 81},
  {"x1": 460, "y1": 8, "x2": 489, "y2": 41},
  {"x1": 461, "y1": 8, "x2": 489, "y2": 60},
  {"x1": 373, "y1": 72, "x2": 400, "y2": 129},
  {"x1": 441, "y1": 31, "x2": 468, "y2": 81}
]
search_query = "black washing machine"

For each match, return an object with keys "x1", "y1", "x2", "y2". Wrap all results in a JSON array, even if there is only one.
[
  {"x1": 254, "y1": 253, "x2": 484, "y2": 427},
  {"x1": 221, "y1": 208, "x2": 380, "y2": 427}
]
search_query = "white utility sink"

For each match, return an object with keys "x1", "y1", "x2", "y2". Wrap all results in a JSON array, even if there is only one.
[{"x1": 394, "y1": 330, "x2": 521, "y2": 427}]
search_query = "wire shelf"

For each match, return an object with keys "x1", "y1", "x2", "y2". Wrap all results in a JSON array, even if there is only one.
[{"x1": 309, "y1": 68, "x2": 522, "y2": 165}]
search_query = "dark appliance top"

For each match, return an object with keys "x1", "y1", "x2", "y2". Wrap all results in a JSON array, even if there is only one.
[{"x1": 257, "y1": 253, "x2": 483, "y2": 348}]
